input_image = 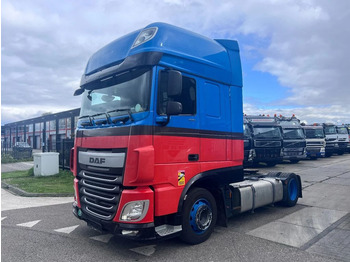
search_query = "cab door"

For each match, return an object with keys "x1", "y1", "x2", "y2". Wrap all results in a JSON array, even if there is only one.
[{"x1": 153, "y1": 68, "x2": 200, "y2": 165}]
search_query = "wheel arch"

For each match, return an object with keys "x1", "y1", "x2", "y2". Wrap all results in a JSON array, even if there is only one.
[{"x1": 177, "y1": 166, "x2": 243, "y2": 226}]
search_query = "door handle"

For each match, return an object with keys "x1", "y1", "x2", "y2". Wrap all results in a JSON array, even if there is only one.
[{"x1": 188, "y1": 154, "x2": 199, "y2": 161}]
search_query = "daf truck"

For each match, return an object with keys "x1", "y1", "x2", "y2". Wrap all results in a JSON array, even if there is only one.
[
  {"x1": 275, "y1": 115, "x2": 306, "y2": 163},
  {"x1": 302, "y1": 125, "x2": 326, "y2": 159},
  {"x1": 71, "y1": 23, "x2": 302, "y2": 244}
]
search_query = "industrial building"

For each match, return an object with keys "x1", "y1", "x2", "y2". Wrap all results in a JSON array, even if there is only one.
[{"x1": 2, "y1": 108, "x2": 80, "y2": 151}]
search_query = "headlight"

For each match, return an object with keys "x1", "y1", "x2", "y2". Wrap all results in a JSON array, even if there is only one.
[
  {"x1": 120, "y1": 200, "x2": 149, "y2": 222},
  {"x1": 132, "y1": 27, "x2": 158, "y2": 48}
]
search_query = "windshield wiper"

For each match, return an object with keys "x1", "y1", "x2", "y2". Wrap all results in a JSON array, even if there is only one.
[
  {"x1": 90, "y1": 112, "x2": 111, "y2": 125},
  {"x1": 78, "y1": 115, "x2": 93, "y2": 126},
  {"x1": 107, "y1": 108, "x2": 134, "y2": 123},
  {"x1": 79, "y1": 112, "x2": 111, "y2": 126}
]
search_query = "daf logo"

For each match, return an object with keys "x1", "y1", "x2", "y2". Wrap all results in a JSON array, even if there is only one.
[{"x1": 89, "y1": 157, "x2": 106, "y2": 164}]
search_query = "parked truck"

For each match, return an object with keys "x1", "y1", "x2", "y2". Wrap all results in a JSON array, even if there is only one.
[
  {"x1": 336, "y1": 125, "x2": 350, "y2": 154},
  {"x1": 243, "y1": 115, "x2": 284, "y2": 166},
  {"x1": 275, "y1": 115, "x2": 306, "y2": 163},
  {"x1": 320, "y1": 123, "x2": 339, "y2": 157},
  {"x1": 71, "y1": 23, "x2": 302, "y2": 244},
  {"x1": 302, "y1": 125, "x2": 326, "y2": 159}
]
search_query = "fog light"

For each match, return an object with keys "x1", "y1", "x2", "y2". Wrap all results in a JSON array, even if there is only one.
[
  {"x1": 120, "y1": 200, "x2": 149, "y2": 222},
  {"x1": 122, "y1": 230, "x2": 139, "y2": 236}
]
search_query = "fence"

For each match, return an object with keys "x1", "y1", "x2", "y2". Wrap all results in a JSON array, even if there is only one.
[
  {"x1": 46, "y1": 139, "x2": 74, "y2": 170},
  {"x1": 1, "y1": 141, "x2": 32, "y2": 160}
]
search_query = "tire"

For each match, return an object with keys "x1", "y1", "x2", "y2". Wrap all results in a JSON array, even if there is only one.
[
  {"x1": 281, "y1": 173, "x2": 299, "y2": 207},
  {"x1": 310, "y1": 156, "x2": 317, "y2": 160},
  {"x1": 290, "y1": 160, "x2": 299, "y2": 164},
  {"x1": 180, "y1": 188, "x2": 217, "y2": 245},
  {"x1": 338, "y1": 151, "x2": 344, "y2": 155}
]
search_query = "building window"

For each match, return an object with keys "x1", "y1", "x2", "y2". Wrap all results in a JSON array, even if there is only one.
[
  {"x1": 50, "y1": 120, "x2": 56, "y2": 131},
  {"x1": 35, "y1": 123, "x2": 41, "y2": 131},
  {"x1": 59, "y1": 119, "x2": 66, "y2": 129},
  {"x1": 66, "y1": 118, "x2": 71, "y2": 129}
]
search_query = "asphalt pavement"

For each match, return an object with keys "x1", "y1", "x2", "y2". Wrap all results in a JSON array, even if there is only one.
[{"x1": 1, "y1": 155, "x2": 350, "y2": 261}]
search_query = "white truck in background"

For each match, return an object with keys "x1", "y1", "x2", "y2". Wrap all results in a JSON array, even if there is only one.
[{"x1": 301, "y1": 125, "x2": 326, "y2": 159}]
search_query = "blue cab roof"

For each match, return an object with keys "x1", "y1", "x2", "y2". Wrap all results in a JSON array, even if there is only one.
[{"x1": 85, "y1": 22, "x2": 242, "y2": 87}]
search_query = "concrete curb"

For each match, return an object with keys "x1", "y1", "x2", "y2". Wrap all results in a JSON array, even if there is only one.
[{"x1": 1, "y1": 182, "x2": 73, "y2": 197}]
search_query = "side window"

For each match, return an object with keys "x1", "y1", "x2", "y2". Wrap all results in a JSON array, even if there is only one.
[{"x1": 158, "y1": 71, "x2": 196, "y2": 115}]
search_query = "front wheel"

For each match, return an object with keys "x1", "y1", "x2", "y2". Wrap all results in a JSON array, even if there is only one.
[{"x1": 180, "y1": 188, "x2": 217, "y2": 245}]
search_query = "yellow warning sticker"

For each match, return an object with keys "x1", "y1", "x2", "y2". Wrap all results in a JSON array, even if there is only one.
[{"x1": 178, "y1": 171, "x2": 185, "y2": 186}]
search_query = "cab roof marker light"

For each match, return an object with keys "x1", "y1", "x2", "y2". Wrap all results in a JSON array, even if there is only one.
[{"x1": 132, "y1": 27, "x2": 158, "y2": 49}]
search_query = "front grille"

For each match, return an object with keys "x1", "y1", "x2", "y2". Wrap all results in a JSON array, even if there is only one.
[
  {"x1": 77, "y1": 149, "x2": 126, "y2": 220},
  {"x1": 255, "y1": 148, "x2": 281, "y2": 159},
  {"x1": 78, "y1": 170, "x2": 122, "y2": 220},
  {"x1": 307, "y1": 141, "x2": 323, "y2": 146},
  {"x1": 254, "y1": 140, "x2": 281, "y2": 147},
  {"x1": 284, "y1": 141, "x2": 306, "y2": 148}
]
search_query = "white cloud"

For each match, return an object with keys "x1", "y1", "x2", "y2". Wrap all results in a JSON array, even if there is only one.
[{"x1": 2, "y1": 0, "x2": 350, "y2": 124}]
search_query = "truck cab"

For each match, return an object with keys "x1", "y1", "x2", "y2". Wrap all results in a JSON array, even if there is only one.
[
  {"x1": 336, "y1": 125, "x2": 350, "y2": 155},
  {"x1": 244, "y1": 115, "x2": 283, "y2": 166},
  {"x1": 322, "y1": 123, "x2": 339, "y2": 157},
  {"x1": 302, "y1": 125, "x2": 326, "y2": 159},
  {"x1": 276, "y1": 115, "x2": 306, "y2": 163}
]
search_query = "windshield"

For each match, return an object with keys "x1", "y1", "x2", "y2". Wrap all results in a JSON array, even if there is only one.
[
  {"x1": 283, "y1": 128, "x2": 305, "y2": 139},
  {"x1": 252, "y1": 126, "x2": 281, "y2": 139},
  {"x1": 279, "y1": 120, "x2": 300, "y2": 126},
  {"x1": 324, "y1": 126, "x2": 336, "y2": 135},
  {"x1": 305, "y1": 129, "x2": 325, "y2": 138},
  {"x1": 80, "y1": 70, "x2": 151, "y2": 119},
  {"x1": 337, "y1": 127, "x2": 348, "y2": 134}
]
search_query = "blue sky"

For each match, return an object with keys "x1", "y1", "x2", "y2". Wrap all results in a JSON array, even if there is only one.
[{"x1": 2, "y1": 0, "x2": 350, "y2": 125}]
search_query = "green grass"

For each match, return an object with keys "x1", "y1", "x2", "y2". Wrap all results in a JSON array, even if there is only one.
[
  {"x1": 1, "y1": 153, "x2": 33, "y2": 164},
  {"x1": 1, "y1": 168, "x2": 74, "y2": 194}
]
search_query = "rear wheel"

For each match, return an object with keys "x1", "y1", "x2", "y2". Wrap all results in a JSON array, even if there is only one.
[
  {"x1": 281, "y1": 173, "x2": 299, "y2": 207},
  {"x1": 180, "y1": 188, "x2": 217, "y2": 245},
  {"x1": 290, "y1": 160, "x2": 299, "y2": 164}
]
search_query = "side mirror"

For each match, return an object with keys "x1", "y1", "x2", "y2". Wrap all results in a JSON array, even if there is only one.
[
  {"x1": 167, "y1": 101, "x2": 182, "y2": 115},
  {"x1": 73, "y1": 88, "x2": 84, "y2": 96},
  {"x1": 167, "y1": 70, "x2": 182, "y2": 97}
]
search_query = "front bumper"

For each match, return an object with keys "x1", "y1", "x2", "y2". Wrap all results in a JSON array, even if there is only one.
[
  {"x1": 73, "y1": 202, "x2": 157, "y2": 240},
  {"x1": 306, "y1": 147, "x2": 325, "y2": 158},
  {"x1": 282, "y1": 151, "x2": 306, "y2": 160}
]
